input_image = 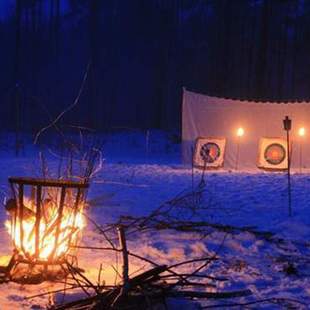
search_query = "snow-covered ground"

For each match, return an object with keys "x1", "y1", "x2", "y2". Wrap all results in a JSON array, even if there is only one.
[{"x1": 0, "y1": 130, "x2": 309, "y2": 309}]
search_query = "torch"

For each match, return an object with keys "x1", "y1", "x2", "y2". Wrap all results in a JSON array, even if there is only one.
[
  {"x1": 283, "y1": 116, "x2": 292, "y2": 217},
  {"x1": 235, "y1": 127, "x2": 244, "y2": 170},
  {"x1": 298, "y1": 127, "x2": 305, "y2": 173}
]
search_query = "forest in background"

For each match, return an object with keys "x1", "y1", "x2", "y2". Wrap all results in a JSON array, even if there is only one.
[{"x1": 1, "y1": 0, "x2": 310, "y2": 134}]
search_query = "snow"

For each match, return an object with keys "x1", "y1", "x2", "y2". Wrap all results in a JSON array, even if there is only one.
[{"x1": 0, "y1": 130, "x2": 308, "y2": 309}]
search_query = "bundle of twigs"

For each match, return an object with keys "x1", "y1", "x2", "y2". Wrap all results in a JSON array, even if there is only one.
[
  {"x1": 47, "y1": 226, "x2": 251, "y2": 310},
  {"x1": 75, "y1": 181, "x2": 307, "y2": 309}
]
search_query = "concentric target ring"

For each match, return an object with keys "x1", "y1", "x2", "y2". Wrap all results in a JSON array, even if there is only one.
[
  {"x1": 264, "y1": 143, "x2": 286, "y2": 165},
  {"x1": 200, "y1": 142, "x2": 221, "y2": 163}
]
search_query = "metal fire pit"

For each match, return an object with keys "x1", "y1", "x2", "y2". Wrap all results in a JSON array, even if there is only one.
[{"x1": 2, "y1": 177, "x2": 89, "y2": 283}]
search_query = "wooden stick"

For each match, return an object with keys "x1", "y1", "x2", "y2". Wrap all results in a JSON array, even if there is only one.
[
  {"x1": 18, "y1": 184, "x2": 25, "y2": 254},
  {"x1": 165, "y1": 289, "x2": 252, "y2": 299},
  {"x1": 49, "y1": 186, "x2": 66, "y2": 261},
  {"x1": 111, "y1": 226, "x2": 130, "y2": 308},
  {"x1": 35, "y1": 185, "x2": 42, "y2": 258},
  {"x1": 66, "y1": 261, "x2": 99, "y2": 294},
  {"x1": 117, "y1": 226, "x2": 129, "y2": 286}
]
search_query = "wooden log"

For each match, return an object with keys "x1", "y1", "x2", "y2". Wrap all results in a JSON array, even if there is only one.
[
  {"x1": 166, "y1": 289, "x2": 252, "y2": 299},
  {"x1": 118, "y1": 226, "x2": 129, "y2": 286},
  {"x1": 129, "y1": 265, "x2": 167, "y2": 287},
  {"x1": 8, "y1": 177, "x2": 89, "y2": 189}
]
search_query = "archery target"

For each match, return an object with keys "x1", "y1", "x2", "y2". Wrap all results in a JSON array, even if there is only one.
[
  {"x1": 257, "y1": 138, "x2": 289, "y2": 170},
  {"x1": 264, "y1": 143, "x2": 286, "y2": 165},
  {"x1": 194, "y1": 137, "x2": 226, "y2": 168}
]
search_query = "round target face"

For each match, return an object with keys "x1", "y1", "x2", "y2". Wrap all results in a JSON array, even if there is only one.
[
  {"x1": 264, "y1": 143, "x2": 286, "y2": 165},
  {"x1": 200, "y1": 142, "x2": 221, "y2": 163}
]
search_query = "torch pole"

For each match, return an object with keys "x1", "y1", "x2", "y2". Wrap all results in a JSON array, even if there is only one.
[
  {"x1": 286, "y1": 129, "x2": 292, "y2": 217},
  {"x1": 235, "y1": 136, "x2": 240, "y2": 171},
  {"x1": 299, "y1": 141, "x2": 302, "y2": 174}
]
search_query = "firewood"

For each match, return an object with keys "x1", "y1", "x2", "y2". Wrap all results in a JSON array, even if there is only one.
[
  {"x1": 128, "y1": 265, "x2": 167, "y2": 287},
  {"x1": 5, "y1": 199, "x2": 35, "y2": 219},
  {"x1": 111, "y1": 226, "x2": 130, "y2": 307},
  {"x1": 118, "y1": 225, "x2": 129, "y2": 287},
  {"x1": 165, "y1": 289, "x2": 252, "y2": 299}
]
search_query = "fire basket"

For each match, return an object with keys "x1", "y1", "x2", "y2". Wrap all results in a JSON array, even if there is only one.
[{"x1": 3, "y1": 177, "x2": 89, "y2": 283}]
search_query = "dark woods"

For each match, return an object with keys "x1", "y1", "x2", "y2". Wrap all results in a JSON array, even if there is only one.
[{"x1": 0, "y1": 0, "x2": 309, "y2": 133}]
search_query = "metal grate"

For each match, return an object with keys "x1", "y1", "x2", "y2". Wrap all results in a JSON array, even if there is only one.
[{"x1": 7, "y1": 177, "x2": 89, "y2": 266}]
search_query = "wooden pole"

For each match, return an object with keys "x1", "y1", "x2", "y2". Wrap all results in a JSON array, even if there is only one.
[
  {"x1": 235, "y1": 137, "x2": 240, "y2": 171},
  {"x1": 49, "y1": 186, "x2": 66, "y2": 262},
  {"x1": 112, "y1": 225, "x2": 130, "y2": 307},
  {"x1": 117, "y1": 226, "x2": 129, "y2": 287},
  {"x1": 287, "y1": 130, "x2": 292, "y2": 216},
  {"x1": 34, "y1": 185, "x2": 42, "y2": 258},
  {"x1": 18, "y1": 184, "x2": 25, "y2": 254},
  {"x1": 299, "y1": 141, "x2": 303, "y2": 174}
]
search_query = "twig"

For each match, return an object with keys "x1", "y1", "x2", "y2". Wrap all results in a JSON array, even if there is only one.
[
  {"x1": 83, "y1": 213, "x2": 117, "y2": 249},
  {"x1": 66, "y1": 260, "x2": 99, "y2": 295},
  {"x1": 202, "y1": 297, "x2": 308, "y2": 308},
  {"x1": 97, "y1": 263, "x2": 103, "y2": 287},
  {"x1": 62, "y1": 264, "x2": 91, "y2": 297},
  {"x1": 34, "y1": 61, "x2": 91, "y2": 145}
]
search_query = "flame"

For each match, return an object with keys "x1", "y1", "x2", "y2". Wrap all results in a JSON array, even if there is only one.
[
  {"x1": 236, "y1": 127, "x2": 244, "y2": 137},
  {"x1": 5, "y1": 197, "x2": 85, "y2": 261},
  {"x1": 299, "y1": 127, "x2": 305, "y2": 137}
]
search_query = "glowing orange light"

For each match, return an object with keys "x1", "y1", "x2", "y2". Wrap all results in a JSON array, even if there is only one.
[
  {"x1": 298, "y1": 127, "x2": 305, "y2": 137},
  {"x1": 236, "y1": 127, "x2": 244, "y2": 137},
  {"x1": 5, "y1": 198, "x2": 85, "y2": 261}
]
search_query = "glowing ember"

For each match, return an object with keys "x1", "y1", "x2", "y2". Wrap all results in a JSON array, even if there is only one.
[{"x1": 5, "y1": 197, "x2": 85, "y2": 261}]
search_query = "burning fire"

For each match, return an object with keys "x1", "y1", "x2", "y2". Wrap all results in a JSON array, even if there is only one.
[{"x1": 5, "y1": 197, "x2": 85, "y2": 261}]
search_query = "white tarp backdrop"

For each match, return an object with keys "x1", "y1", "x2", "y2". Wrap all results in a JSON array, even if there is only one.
[{"x1": 182, "y1": 88, "x2": 310, "y2": 170}]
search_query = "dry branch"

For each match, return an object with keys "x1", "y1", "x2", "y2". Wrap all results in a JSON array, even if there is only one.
[
  {"x1": 34, "y1": 61, "x2": 91, "y2": 145},
  {"x1": 52, "y1": 224, "x2": 253, "y2": 310},
  {"x1": 111, "y1": 225, "x2": 130, "y2": 308}
]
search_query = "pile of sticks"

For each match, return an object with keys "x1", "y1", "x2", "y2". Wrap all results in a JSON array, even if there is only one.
[
  {"x1": 23, "y1": 184, "x2": 307, "y2": 309},
  {"x1": 49, "y1": 226, "x2": 251, "y2": 310}
]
